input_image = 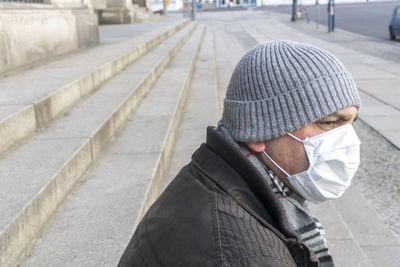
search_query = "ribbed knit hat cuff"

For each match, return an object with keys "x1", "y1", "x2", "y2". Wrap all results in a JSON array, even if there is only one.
[{"x1": 221, "y1": 71, "x2": 361, "y2": 142}]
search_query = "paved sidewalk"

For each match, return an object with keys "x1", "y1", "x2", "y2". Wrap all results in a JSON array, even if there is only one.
[{"x1": 195, "y1": 10, "x2": 400, "y2": 267}]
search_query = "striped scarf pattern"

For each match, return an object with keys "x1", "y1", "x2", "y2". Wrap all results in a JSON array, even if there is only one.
[{"x1": 239, "y1": 143, "x2": 334, "y2": 267}]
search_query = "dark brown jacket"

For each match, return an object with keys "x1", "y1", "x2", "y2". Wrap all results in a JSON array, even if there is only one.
[{"x1": 118, "y1": 127, "x2": 318, "y2": 267}]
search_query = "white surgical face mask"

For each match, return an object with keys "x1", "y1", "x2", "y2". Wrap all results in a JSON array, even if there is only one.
[{"x1": 263, "y1": 124, "x2": 361, "y2": 203}]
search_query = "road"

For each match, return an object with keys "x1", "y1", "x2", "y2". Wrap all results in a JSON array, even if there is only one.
[{"x1": 258, "y1": 1, "x2": 400, "y2": 41}]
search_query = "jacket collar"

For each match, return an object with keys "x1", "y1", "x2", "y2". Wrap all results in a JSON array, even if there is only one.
[{"x1": 191, "y1": 126, "x2": 297, "y2": 238}]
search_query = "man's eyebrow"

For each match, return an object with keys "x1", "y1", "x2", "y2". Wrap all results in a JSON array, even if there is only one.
[{"x1": 326, "y1": 112, "x2": 358, "y2": 122}]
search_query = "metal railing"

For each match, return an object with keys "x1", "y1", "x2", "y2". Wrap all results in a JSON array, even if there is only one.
[{"x1": 0, "y1": 0, "x2": 44, "y2": 3}]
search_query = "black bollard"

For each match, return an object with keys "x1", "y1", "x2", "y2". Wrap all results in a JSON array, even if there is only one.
[{"x1": 328, "y1": 0, "x2": 335, "y2": 32}]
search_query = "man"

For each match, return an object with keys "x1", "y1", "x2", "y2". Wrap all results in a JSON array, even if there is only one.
[{"x1": 119, "y1": 40, "x2": 361, "y2": 266}]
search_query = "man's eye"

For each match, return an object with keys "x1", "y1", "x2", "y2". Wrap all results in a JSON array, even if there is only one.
[{"x1": 320, "y1": 121, "x2": 336, "y2": 126}]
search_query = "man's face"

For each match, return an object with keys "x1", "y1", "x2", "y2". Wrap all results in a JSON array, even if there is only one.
[{"x1": 246, "y1": 106, "x2": 358, "y2": 191}]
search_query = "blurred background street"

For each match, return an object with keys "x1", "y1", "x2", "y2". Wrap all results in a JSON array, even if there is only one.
[{"x1": 261, "y1": 1, "x2": 400, "y2": 41}]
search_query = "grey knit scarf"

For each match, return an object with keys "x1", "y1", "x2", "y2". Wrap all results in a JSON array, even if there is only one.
[{"x1": 218, "y1": 124, "x2": 334, "y2": 267}]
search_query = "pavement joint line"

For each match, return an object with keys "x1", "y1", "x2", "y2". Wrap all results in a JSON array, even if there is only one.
[
  {"x1": 317, "y1": 200, "x2": 373, "y2": 266},
  {"x1": 32, "y1": 137, "x2": 90, "y2": 141},
  {"x1": 355, "y1": 77, "x2": 399, "y2": 80},
  {"x1": 111, "y1": 151, "x2": 160, "y2": 155},
  {"x1": 0, "y1": 103, "x2": 31, "y2": 107},
  {"x1": 358, "y1": 88, "x2": 400, "y2": 113},
  {"x1": 361, "y1": 245, "x2": 400, "y2": 248},
  {"x1": 358, "y1": 117, "x2": 400, "y2": 150}
]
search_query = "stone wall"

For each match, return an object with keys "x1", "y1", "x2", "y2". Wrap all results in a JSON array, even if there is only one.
[
  {"x1": 132, "y1": 0, "x2": 147, "y2": 8},
  {"x1": 0, "y1": 4, "x2": 99, "y2": 75},
  {"x1": 106, "y1": 0, "x2": 125, "y2": 8},
  {"x1": 49, "y1": 0, "x2": 84, "y2": 7}
]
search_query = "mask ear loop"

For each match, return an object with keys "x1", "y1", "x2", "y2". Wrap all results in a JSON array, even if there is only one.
[
  {"x1": 287, "y1": 132, "x2": 303, "y2": 142},
  {"x1": 262, "y1": 132, "x2": 303, "y2": 177},
  {"x1": 262, "y1": 150, "x2": 290, "y2": 177}
]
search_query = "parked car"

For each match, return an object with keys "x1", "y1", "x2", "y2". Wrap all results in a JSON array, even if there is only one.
[{"x1": 389, "y1": 6, "x2": 400, "y2": 40}]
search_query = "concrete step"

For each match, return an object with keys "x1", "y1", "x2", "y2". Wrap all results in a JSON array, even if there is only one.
[
  {"x1": 160, "y1": 30, "x2": 219, "y2": 191},
  {"x1": 19, "y1": 24, "x2": 206, "y2": 267},
  {"x1": 0, "y1": 21, "x2": 198, "y2": 267},
  {"x1": 0, "y1": 18, "x2": 189, "y2": 158}
]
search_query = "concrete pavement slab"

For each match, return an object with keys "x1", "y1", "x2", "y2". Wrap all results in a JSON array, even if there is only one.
[
  {"x1": 345, "y1": 63, "x2": 398, "y2": 80},
  {"x1": 357, "y1": 79, "x2": 400, "y2": 109},
  {"x1": 213, "y1": 29, "x2": 244, "y2": 118},
  {"x1": 307, "y1": 202, "x2": 353, "y2": 240},
  {"x1": 357, "y1": 91, "x2": 399, "y2": 114},
  {"x1": 361, "y1": 115, "x2": 400, "y2": 133},
  {"x1": 381, "y1": 130, "x2": 400, "y2": 148},
  {"x1": 308, "y1": 200, "x2": 373, "y2": 267},
  {"x1": 353, "y1": 119, "x2": 400, "y2": 236},
  {"x1": 134, "y1": 96, "x2": 184, "y2": 117},
  {"x1": 109, "y1": 115, "x2": 171, "y2": 154},
  {"x1": 171, "y1": 128, "x2": 209, "y2": 152},
  {"x1": 358, "y1": 91, "x2": 400, "y2": 148},
  {"x1": 334, "y1": 187, "x2": 400, "y2": 267},
  {"x1": 326, "y1": 239, "x2": 372, "y2": 267},
  {"x1": 332, "y1": 187, "x2": 400, "y2": 246},
  {"x1": 361, "y1": 246, "x2": 400, "y2": 267}
]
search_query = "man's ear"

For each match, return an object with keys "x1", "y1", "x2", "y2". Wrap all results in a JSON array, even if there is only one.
[{"x1": 245, "y1": 141, "x2": 266, "y2": 153}]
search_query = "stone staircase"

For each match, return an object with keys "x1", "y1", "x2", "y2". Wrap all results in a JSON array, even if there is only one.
[{"x1": 0, "y1": 18, "x2": 206, "y2": 266}]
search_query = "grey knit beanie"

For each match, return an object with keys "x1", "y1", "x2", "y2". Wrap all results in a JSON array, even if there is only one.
[{"x1": 221, "y1": 40, "x2": 361, "y2": 142}]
